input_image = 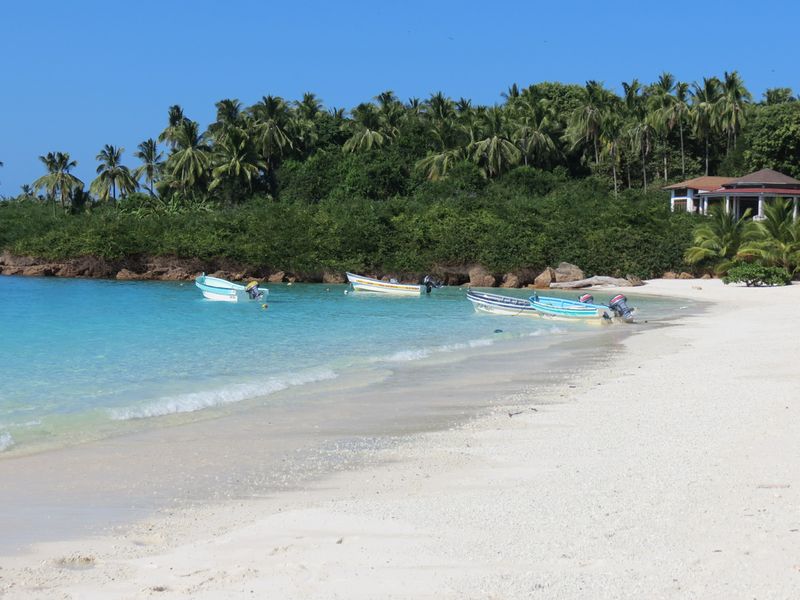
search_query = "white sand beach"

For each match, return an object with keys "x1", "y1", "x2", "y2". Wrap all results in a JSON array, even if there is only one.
[{"x1": 2, "y1": 279, "x2": 799, "y2": 599}]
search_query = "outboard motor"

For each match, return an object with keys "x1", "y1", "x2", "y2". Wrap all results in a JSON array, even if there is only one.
[
  {"x1": 246, "y1": 281, "x2": 263, "y2": 300},
  {"x1": 423, "y1": 275, "x2": 442, "y2": 294},
  {"x1": 578, "y1": 293, "x2": 594, "y2": 304},
  {"x1": 608, "y1": 294, "x2": 634, "y2": 322}
]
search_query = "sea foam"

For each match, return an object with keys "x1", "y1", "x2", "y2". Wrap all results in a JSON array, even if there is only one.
[
  {"x1": 0, "y1": 432, "x2": 14, "y2": 452},
  {"x1": 110, "y1": 369, "x2": 338, "y2": 420}
]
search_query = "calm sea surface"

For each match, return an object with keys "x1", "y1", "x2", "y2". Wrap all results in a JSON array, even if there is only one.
[{"x1": 0, "y1": 276, "x2": 683, "y2": 455}]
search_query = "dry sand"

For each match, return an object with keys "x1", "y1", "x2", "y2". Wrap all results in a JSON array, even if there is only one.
[{"x1": 2, "y1": 279, "x2": 799, "y2": 599}]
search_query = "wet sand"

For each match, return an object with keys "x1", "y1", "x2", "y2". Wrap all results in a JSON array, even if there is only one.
[{"x1": 3, "y1": 279, "x2": 799, "y2": 599}]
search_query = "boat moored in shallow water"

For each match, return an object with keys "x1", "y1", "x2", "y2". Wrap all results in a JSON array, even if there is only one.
[
  {"x1": 195, "y1": 274, "x2": 268, "y2": 302},
  {"x1": 529, "y1": 293, "x2": 611, "y2": 321},
  {"x1": 466, "y1": 290, "x2": 540, "y2": 317},
  {"x1": 346, "y1": 272, "x2": 441, "y2": 296},
  {"x1": 466, "y1": 289, "x2": 635, "y2": 323}
]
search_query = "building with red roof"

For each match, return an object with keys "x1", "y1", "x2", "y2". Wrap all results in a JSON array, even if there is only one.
[{"x1": 665, "y1": 169, "x2": 800, "y2": 220}]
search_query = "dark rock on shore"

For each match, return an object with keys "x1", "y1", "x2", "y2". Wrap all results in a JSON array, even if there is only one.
[
  {"x1": 554, "y1": 262, "x2": 585, "y2": 283},
  {"x1": 468, "y1": 265, "x2": 496, "y2": 287}
]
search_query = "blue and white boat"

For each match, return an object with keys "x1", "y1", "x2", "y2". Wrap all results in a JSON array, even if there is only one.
[
  {"x1": 466, "y1": 290, "x2": 540, "y2": 317},
  {"x1": 529, "y1": 292, "x2": 611, "y2": 321},
  {"x1": 195, "y1": 274, "x2": 268, "y2": 303}
]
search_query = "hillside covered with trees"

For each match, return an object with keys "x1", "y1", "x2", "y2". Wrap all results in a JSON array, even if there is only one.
[{"x1": 2, "y1": 72, "x2": 799, "y2": 280}]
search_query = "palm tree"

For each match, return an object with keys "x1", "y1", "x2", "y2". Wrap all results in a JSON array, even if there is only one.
[
  {"x1": 158, "y1": 105, "x2": 187, "y2": 149},
  {"x1": 691, "y1": 77, "x2": 722, "y2": 175},
  {"x1": 737, "y1": 199, "x2": 800, "y2": 272},
  {"x1": 649, "y1": 73, "x2": 677, "y2": 181},
  {"x1": 343, "y1": 103, "x2": 387, "y2": 153},
  {"x1": 508, "y1": 97, "x2": 557, "y2": 168},
  {"x1": 415, "y1": 147, "x2": 465, "y2": 181},
  {"x1": 717, "y1": 70, "x2": 751, "y2": 154},
  {"x1": 133, "y1": 139, "x2": 163, "y2": 197},
  {"x1": 32, "y1": 151, "x2": 83, "y2": 215},
  {"x1": 599, "y1": 107, "x2": 624, "y2": 196},
  {"x1": 501, "y1": 83, "x2": 521, "y2": 101},
  {"x1": 659, "y1": 81, "x2": 691, "y2": 178},
  {"x1": 209, "y1": 128, "x2": 264, "y2": 201},
  {"x1": 208, "y1": 99, "x2": 244, "y2": 141},
  {"x1": 166, "y1": 120, "x2": 211, "y2": 194},
  {"x1": 468, "y1": 106, "x2": 521, "y2": 178},
  {"x1": 685, "y1": 206, "x2": 755, "y2": 274},
  {"x1": 90, "y1": 145, "x2": 137, "y2": 204},
  {"x1": 250, "y1": 96, "x2": 293, "y2": 189},
  {"x1": 295, "y1": 92, "x2": 323, "y2": 121},
  {"x1": 622, "y1": 80, "x2": 654, "y2": 190},
  {"x1": 566, "y1": 81, "x2": 610, "y2": 165}
]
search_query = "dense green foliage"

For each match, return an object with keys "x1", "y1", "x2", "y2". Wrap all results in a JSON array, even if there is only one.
[
  {"x1": 722, "y1": 262, "x2": 792, "y2": 287},
  {"x1": 3, "y1": 72, "x2": 798, "y2": 278},
  {"x1": 686, "y1": 199, "x2": 800, "y2": 280},
  {"x1": 0, "y1": 174, "x2": 694, "y2": 278}
]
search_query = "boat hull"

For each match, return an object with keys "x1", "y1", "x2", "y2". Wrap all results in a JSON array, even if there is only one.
[
  {"x1": 195, "y1": 275, "x2": 268, "y2": 303},
  {"x1": 466, "y1": 290, "x2": 540, "y2": 317},
  {"x1": 346, "y1": 272, "x2": 422, "y2": 296},
  {"x1": 529, "y1": 295, "x2": 609, "y2": 321}
]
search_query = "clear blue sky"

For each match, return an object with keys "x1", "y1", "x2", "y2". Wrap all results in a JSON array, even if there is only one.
[{"x1": 0, "y1": 0, "x2": 796, "y2": 195}]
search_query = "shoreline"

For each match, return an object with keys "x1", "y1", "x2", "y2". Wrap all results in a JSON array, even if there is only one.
[
  {"x1": 0, "y1": 308, "x2": 637, "y2": 554},
  {"x1": 0, "y1": 251, "x2": 663, "y2": 288},
  {"x1": 3, "y1": 279, "x2": 799, "y2": 598}
]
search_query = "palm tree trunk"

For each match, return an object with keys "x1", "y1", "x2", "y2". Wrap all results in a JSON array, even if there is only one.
[
  {"x1": 612, "y1": 148, "x2": 618, "y2": 197},
  {"x1": 679, "y1": 121, "x2": 685, "y2": 178},
  {"x1": 705, "y1": 139, "x2": 710, "y2": 176},
  {"x1": 641, "y1": 146, "x2": 647, "y2": 191},
  {"x1": 593, "y1": 137, "x2": 599, "y2": 165},
  {"x1": 626, "y1": 160, "x2": 631, "y2": 189}
]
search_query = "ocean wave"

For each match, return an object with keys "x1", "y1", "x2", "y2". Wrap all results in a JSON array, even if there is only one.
[
  {"x1": 110, "y1": 369, "x2": 338, "y2": 421},
  {"x1": 372, "y1": 336, "x2": 499, "y2": 364},
  {"x1": 0, "y1": 432, "x2": 14, "y2": 452},
  {"x1": 382, "y1": 349, "x2": 433, "y2": 362}
]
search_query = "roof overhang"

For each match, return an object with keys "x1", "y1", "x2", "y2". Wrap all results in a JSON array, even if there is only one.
[{"x1": 698, "y1": 187, "x2": 800, "y2": 197}]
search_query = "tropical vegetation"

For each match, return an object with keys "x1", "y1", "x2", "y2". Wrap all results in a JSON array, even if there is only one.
[
  {"x1": 2, "y1": 72, "x2": 800, "y2": 279},
  {"x1": 685, "y1": 199, "x2": 800, "y2": 281}
]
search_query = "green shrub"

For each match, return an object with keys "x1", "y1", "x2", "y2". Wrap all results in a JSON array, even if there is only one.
[
  {"x1": 0, "y1": 173, "x2": 694, "y2": 278},
  {"x1": 722, "y1": 262, "x2": 792, "y2": 287}
]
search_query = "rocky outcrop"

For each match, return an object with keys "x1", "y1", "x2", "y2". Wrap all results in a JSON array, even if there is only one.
[
  {"x1": 625, "y1": 274, "x2": 643, "y2": 286},
  {"x1": 500, "y1": 273, "x2": 520, "y2": 288},
  {"x1": 56, "y1": 256, "x2": 118, "y2": 278},
  {"x1": 322, "y1": 271, "x2": 346, "y2": 284},
  {"x1": 268, "y1": 271, "x2": 286, "y2": 283},
  {"x1": 554, "y1": 262, "x2": 585, "y2": 283},
  {"x1": 115, "y1": 268, "x2": 138, "y2": 280},
  {"x1": 678, "y1": 272, "x2": 694, "y2": 279},
  {"x1": 662, "y1": 271, "x2": 678, "y2": 279},
  {"x1": 0, "y1": 252, "x2": 38, "y2": 268},
  {"x1": 533, "y1": 267, "x2": 556, "y2": 289},
  {"x1": 468, "y1": 265, "x2": 496, "y2": 287}
]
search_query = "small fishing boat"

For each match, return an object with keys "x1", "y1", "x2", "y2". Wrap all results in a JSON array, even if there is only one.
[
  {"x1": 529, "y1": 292, "x2": 611, "y2": 321},
  {"x1": 466, "y1": 290, "x2": 540, "y2": 317},
  {"x1": 195, "y1": 274, "x2": 268, "y2": 303},
  {"x1": 346, "y1": 272, "x2": 440, "y2": 296}
]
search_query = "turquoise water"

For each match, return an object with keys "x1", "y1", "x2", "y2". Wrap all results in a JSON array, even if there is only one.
[{"x1": 0, "y1": 276, "x2": 681, "y2": 454}]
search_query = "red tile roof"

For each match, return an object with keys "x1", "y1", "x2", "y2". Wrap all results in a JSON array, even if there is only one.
[
  {"x1": 663, "y1": 176, "x2": 735, "y2": 191},
  {"x1": 724, "y1": 168, "x2": 800, "y2": 187}
]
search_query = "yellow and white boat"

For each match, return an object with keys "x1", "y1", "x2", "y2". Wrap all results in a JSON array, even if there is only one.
[{"x1": 346, "y1": 272, "x2": 427, "y2": 296}]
